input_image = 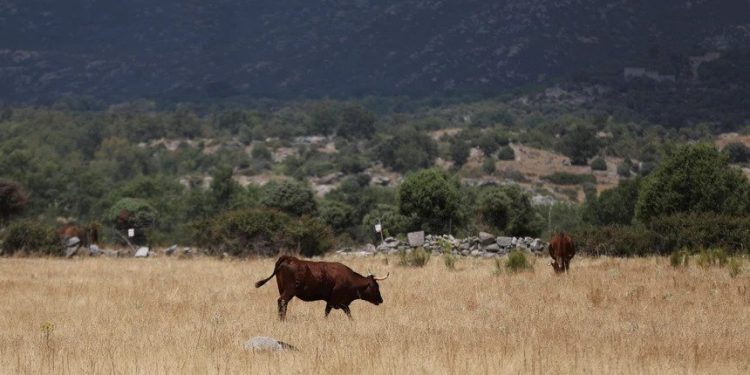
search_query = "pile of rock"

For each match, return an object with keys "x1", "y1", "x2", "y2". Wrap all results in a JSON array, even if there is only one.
[{"x1": 359, "y1": 231, "x2": 546, "y2": 258}]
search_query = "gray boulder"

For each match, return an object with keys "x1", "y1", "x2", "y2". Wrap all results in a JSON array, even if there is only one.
[
  {"x1": 66, "y1": 236, "x2": 81, "y2": 248},
  {"x1": 165, "y1": 245, "x2": 178, "y2": 256},
  {"x1": 496, "y1": 236, "x2": 513, "y2": 248},
  {"x1": 135, "y1": 247, "x2": 150, "y2": 257},
  {"x1": 65, "y1": 246, "x2": 79, "y2": 258},
  {"x1": 470, "y1": 250, "x2": 481, "y2": 257},
  {"x1": 243, "y1": 336, "x2": 297, "y2": 352},
  {"x1": 407, "y1": 231, "x2": 425, "y2": 247},
  {"x1": 88, "y1": 244, "x2": 101, "y2": 256},
  {"x1": 479, "y1": 232, "x2": 495, "y2": 245},
  {"x1": 484, "y1": 243, "x2": 501, "y2": 253}
]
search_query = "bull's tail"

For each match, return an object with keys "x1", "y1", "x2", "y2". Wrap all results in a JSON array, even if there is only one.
[{"x1": 255, "y1": 256, "x2": 291, "y2": 288}]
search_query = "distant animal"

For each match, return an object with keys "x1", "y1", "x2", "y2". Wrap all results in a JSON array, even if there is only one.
[
  {"x1": 255, "y1": 255, "x2": 389, "y2": 320},
  {"x1": 58, "y1": 223, "x2": 100, "y2": 247},
  {"x1": 548, "y1": 232, "x2": 575, "y2": 273}
]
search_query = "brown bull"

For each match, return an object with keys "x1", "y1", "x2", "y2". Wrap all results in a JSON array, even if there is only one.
[
  {"x1": 58, "y1": 223, "x2": 100, "y2": 247},
  {"x1": 549, "y1": 232, "x2": 575, "y2": 273},
  {"x1": 255, "y1": 255, "x2": 388, "y2": 320}
]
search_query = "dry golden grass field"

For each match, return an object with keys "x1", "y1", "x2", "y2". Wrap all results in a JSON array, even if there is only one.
[{"x1": 1, "y1": 254, "x2": 749, "y2": 374}]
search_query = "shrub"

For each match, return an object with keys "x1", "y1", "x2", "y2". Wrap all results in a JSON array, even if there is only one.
[
  {"x1": 0, "y1": 179, "x2": 28, "y2": 223},
  {"x1": 2, "y1": 220, "x2": 63, "y2": 256},
  {"x1": 261, "y1": 180, "x2": 317, "y2": 216},
  {"x1": 571, "y1": 225, "x2": 658, "y2": 256},
  {"x1": 196, "y1": 208, "x2": 334, "y2": 257},
  {"x1": 590, "y1": 157, "x2": 607, "y2": 171},
  {"x1": 636, "y1": 144, "x2": 750, "y2": 223},
  {"x1": 482, "y1": 157, "x2": 496, "y2": 174},
  {"x1": 696, "y1": 248, "x2": 728, "y2": 268},
  {"x1": 728, "y1": 258, "x2": 742, "y2": 278},
  {"x1": 505, "y1": 250, "x2": 532, "y2": 273},
  {"x1": 443, "y1": 252, "x2": 457, "y2": 270},
  {"x1": 669, "y1": 249, "x2": 690, "y2": 268},
  {"x1": 398, "y1": 169, "x2": 462, "y2": 234},
  {"x1": 542, "y1": 172, "x2": 597, "y2": 185},
  {"x1": 723, "y1": 142, "x2": 750, "y2": 163},
  {"x1": 648, "y1": 213, "x2": 750, "y2": 255},
  {"x1": 616, "y1": 162, "x2": 632, "y2": 178},
  {"x1": 398, "y1": 247, "x2": 431, "y2": 267},
  {"x1": 497, "y1": 146, "x2": 515, "y2": 161}
]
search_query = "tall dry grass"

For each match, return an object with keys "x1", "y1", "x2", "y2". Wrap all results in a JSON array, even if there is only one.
[{"x1": 0, "y1": 255, "x2": 748, "y2": 374}]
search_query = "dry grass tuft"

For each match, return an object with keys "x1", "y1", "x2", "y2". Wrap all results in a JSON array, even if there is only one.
[{"x1": 0, "y1": 256, "x2": 749, "y2": 374}]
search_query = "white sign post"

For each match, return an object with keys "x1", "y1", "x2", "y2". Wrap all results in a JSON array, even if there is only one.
[
  {"x1": 375, "y1": 220, "x2": 384, "y2": 245},
  {"x1": 127, "y1": 228, "x2": 135, "y2": 238}
]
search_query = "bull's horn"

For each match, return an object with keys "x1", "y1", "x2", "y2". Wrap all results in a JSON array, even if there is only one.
[{"x1": 373, "y1": 272, "x2": 390, "y2": 281}]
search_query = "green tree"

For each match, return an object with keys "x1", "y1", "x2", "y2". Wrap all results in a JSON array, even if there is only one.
[
  {"x1": 261, "y1": 180, "x2": 318, "y2": 216},
  {"x1": 0, "y1": 179, "x2": 28, "y2": 225},
  {"x1": 497, "y1": 146, "x2": 515, "y2": 161},
  {"x1": 309, "y1": 101, "x2": 340, "y2": 135},
  {"x1": 482, "y1": 157, "x2": 496, "y2": 174},
  {"x1": 319, "y1": 200, "x2": 355, "y2": 234},
  {"x1": 477, "y1": 187, "x2": 511, "y2": 233},
  {"x1": 500, "y1": 185, "x2": 541, "y2": 236},
  {"x1": 723, "y1": 142, "x2": 750, "y2": 163},
  {"x1": 376, "y1": 127, "x2": 438, "y2": 172},
  {"x1": 337, "y1": 104, "x2": 376, "y2": 139},
  {"x1": 635, "y1": 144, "x2": 750, "y2": 223},
  {"x1": 362, "y1": 204, "x2": 413, "y2": 240},
  {"x1": 209, "y1": 166, "x2": 239, "y2": 211},
  {"x1": 398, "y1": 169, "x2": 462, "y2": 233},
  {"x1": 108, "y1": 198, "x2": 158, "y2": 245},
  {"x1": 590, "y1": 157, "x2": 607, "y2": 171},
  {"x1": 449, "y1": 138, "x2": 470, "y2": 166},
  {"x1": 584, "y1": 178, "x2": 640, "y2": 225},
  {"x1": 558, "y1": 125, "x2": 601, "y2": 165}
]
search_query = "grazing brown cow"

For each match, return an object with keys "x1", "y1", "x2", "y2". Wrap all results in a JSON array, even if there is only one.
[
  {"x1": 548, "y1": 232, "x2": 575, "y2": 273},
  {"x1": 255, "y1": 255, "x2": 388, "y2": 320}
]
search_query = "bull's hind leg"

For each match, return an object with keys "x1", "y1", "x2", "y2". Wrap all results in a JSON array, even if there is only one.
[
  {"x1": 324, "y1": 303, "x2": 332, "y2": 318},
  {"x1": 341, "y1": 305, "x2": 353, "y2": 320},
  {"x1": 278, "y1": 298, "x2": 291, "y2": 321}
]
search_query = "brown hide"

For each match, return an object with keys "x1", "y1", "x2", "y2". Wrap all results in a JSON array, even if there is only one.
[
  {"x1": 255, "y1": 255, "x2": 386, "y2": 320},
  {"x1": 548, "y1": 232, "x2": 575, "y2": 273}
]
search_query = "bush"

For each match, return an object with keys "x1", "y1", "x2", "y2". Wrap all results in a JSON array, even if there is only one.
[
  {"x1": 261, "y1": 180, "x2": 317, "y2": 216},
  {"x1": 2, "y1": 220, "x2": 63, "y2": 256},
  {"x1": 590, "y1": 157, "x2": 607, "y2": 171},
  {"x1": 481, "y1": 156, "x2": 496, "y2": 174},
  {"x1": 669, "y1": 249, "x2": 690, "y2": 268},
  {"x1": 616, "y1": 160, "x2": 633, "y2": 178},
  {"x1": 648, "y1": 213, "x2": 750, "y2": 255},
  {"x1": 542, "y1": 172, "x2": 597, "y2": 185},
  {"x1": 571, "y1": 225, "x2": 658, "y2": 256},
  {"x1": 496, "y1": 146, "x2": 515, "y2": 161},
  {"x1": 728, "y1": 258, "x2": 742, "y2": 278},
  {"x1": 723, "y1": 142, "x2": 750, "y2": 163},
  {"x1": 398, "y1": 247, "x2": 431, "y2": 267},
  {"x1": 398, "y1": 169, "x2": 462, "y2": 234},
  {"x1": 505, "y1": 250, "x2": 532, "y2": 273},
  {"x1": 443, "y1": 252, "x2": 457, "y2": 270},
  {"x1": 696, "y1": 248, "x2": 728, "y2": 268},
  {"x1": 0, "y1": 179, "x2": 28, "y2": 223},
  {"x1": 636, "y1": 144, "x2": 750, "y2": 223},
  {"x1": 196, "y1": 208, "x2": 334, "y2": 257}
]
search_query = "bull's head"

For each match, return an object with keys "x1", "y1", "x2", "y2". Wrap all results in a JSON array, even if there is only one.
[{"x1": 361, "y1": 271, "x2": 389, "y2": 305}]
